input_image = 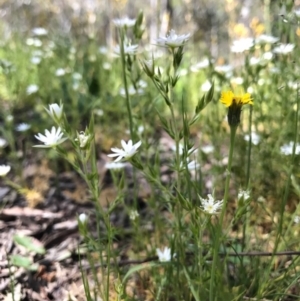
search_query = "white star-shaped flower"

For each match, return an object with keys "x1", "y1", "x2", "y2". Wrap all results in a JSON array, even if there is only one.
[
  {"x1": 255, "y1": 34, "x2": 279, "y2": 44},
  {"x1": 230, "y1": 38, "x2": 254, "y2": 53},
  {"x1": 45, "y1": 103, "x2": 63, "y2": 122},
  {"x1": 156, "y1": 247, "x2": 172, "y2": 262},
  {"x1": 199, "y1": 194, "x2": 223, "y2": 214},
  {"x1": 113, "y1": 17, "x2": 136, "y2": 28},
  {"x1": 34, "y1": 126, "x2": 67, "y2": 148},
  {"x1": 244, "y1": 132, "x2": 260, "y2": 145},
  {"x1": 238, "y1": 190, "x2": 250, "y2": 202},
  {"x1": 0, "y1": 137, "x2": 8, "y2": 148},
  {"x1": 32, "y1": 27, "x2": 48, "y2": 36},
  {"x1": 0, "y1": 165, "x2": 11, "y2": 177},
  {"x1": 108, "y1": 140, "x2": 141, "y2": 162},
  {"x1": 26, "y1": 84, "x2": 39, "y2": 95},
  {"x1": 273, "y1": 43, "x2": 295, "y2": 54},
  {"x1": 179, "y1": 159, "x2": 200, "y2": 171},
  {"x1": 114, "y1": 44, "x2": 138, "y2": 55},
  {"x1": 16, "y1": 123, "x2": 31, "y2": 132},
  {"x1": 280, "y1": 142, "x2": 300, "y2": 155},
  {"x1": 156, "y1": 29, "x2": 190, "y2": 48}
]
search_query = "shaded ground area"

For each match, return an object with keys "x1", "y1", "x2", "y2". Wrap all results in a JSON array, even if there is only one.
[
  {"x1": 0, "y1": 132, "x2": 185, "y2": 301},
  {"x1": 0, "y1": 167, "x2": 96, "y2": 301}
]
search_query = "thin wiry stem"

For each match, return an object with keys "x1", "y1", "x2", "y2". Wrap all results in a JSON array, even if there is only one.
[
  {"x1": 210, "y1": 125, "x2": 237, "y2": 301},
  {"x1": 119, "y1": 29, "x2": 134, "y2": 140}
]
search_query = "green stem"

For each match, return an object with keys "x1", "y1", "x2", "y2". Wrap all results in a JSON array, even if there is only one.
[
  {"x1": 242, "y1": 106, "x2": 253, "y2": 252},
  {"x1": 245, "y1": 106, "x2": 253, "y2": 189},
  {"x1": 220, "y1": 125, "x2": 237, "y2": 234},
  {"x1": 4, "y1": 179, "x2": 22, "y2": 191},
  {"x1": 209, "y1": 125, "x2": 237, "y2": 301},
  {"x1": 119, "y1": 29, "x2": 134, "y2": 140}
]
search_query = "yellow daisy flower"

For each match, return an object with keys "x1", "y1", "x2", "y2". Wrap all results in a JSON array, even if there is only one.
[
  {"x1": 220, "y1": 90, "x2": 253, "y2": 127},
  {"x1": 220, "y1": 90, "x2": 253, "y2": 107}
]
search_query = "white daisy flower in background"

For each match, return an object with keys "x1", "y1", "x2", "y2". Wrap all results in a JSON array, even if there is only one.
[
  {"x1": 129, "y1": 210, "x2": 139, "y2": 221},
  {"x1": 0, "y1": 137, "x2": 8, "y2": 148},
  {"x1": 94, "y1": 109, "x2": 104, "y2": 117},
  {"x1": 201, "y1": 144, "x2": 214, "y2": 154},
  {"x1": 114, "y1": 44, "x2": 139, "y2": 55},
  {"x1": 156, "y1": 29, "x2": 190, "y2": 48},
  {"x1": 78, "y1": 213, "x2": 88, "y2": 224},
  {"x1": 156, "y1": 247, "x2": 172, "y2": 262},
  {"x1": 26, "y1": 84, "x2": 39, "y2": 95},
  {"x1": 287, "y1": 81, "x2": 298, "y2": 90},
  {"x1": 88, "y1": 55, "x2": 97, "y2": 62},
  {"x1": 179, "y1": 159, "x2": 200, "y2": 171},
  {"x1": 255, "y1": 34, "x2": 279, "y2": 44},
  {"x1": 190, "y1": 58, "x2": 210, "y2": 72},
  {"x1": 108, "y1": 140, "x2": 142, "y2": 162},
  {"x1": 30, "y1": 56, "x2": 41, "y2": 65},
  {"x1": 280, "y1": 142, "x2": 300, "y2": 155},
  {"x1": 201, "y1": 80, "x2": 212, "y2": 92},
  {"x1": 247, "y1": 86, "x2": 254, "y2": 94},
  {"x1": 230, "y1": 77, "x2": 244, "y2": 85},
  {"x1": 16, "y1": 123, "x2": 31, "y2": 132},
  {"x1": 262, "y1": 51, "x2": 273, "y2": 61},
  {"x1": 178, "y1": 68, "x2": 188, "y2": 77},
  {"x1": 138, "y1": 125, "x2": 144, "y2": 134},
  {"x1": 119, "y1": 86, "x2": 144, "y2": 97},
  {"x1": 257, "y1": 196, "x2": 266, "y2": 203},
  {"x1": 45, "y1": 103, "x2": 63, "y2": 122},
  {"x1": 34, "y1": 126, "x2": 67, "y2": 148},
  {"x1": 238, "y1": 189, "x2": 251, "y2": 202},
  {"x1": 187, "y1": 160, "x2": 200, "y2": 171},
  {"x1": 72, "y1": 72, "x2": 82, "y2": 81},
  {"x1": 103, "y1": 62, "x2": 111, "y2": 70},
  {"x1": 113, "y1": 17, "x2": 136, "y2": 28},
  {"x1": 99, "y1": 46, "x2": 108, "y2": 54},
  {"x1": 294, "y1": 216, "x2": 300, "y2": 224},
  {"x1": 32, "y1": 27, "x2": 48, "y2": 36},
  {"x1": 273, "y1": 43, "x2": 295, "y2": 54},
  {"x1": 230, "y1": 38, "x2": 254, "y2": 53},
  {"x1": 269, "y1": 67, "x2": 280, "y2": 74},
  {"x1": 172, "y1": 143, "x2": 196, "y2": 156},
  {"x1": 6, "y1": 115, "x2": 13, "y2": 123},
  {"x1": 138, "y1": 79, "x2": 148, "y2": 89},
  {"x1": 214, "y1": 65, "x2": 233, "y2": 77},
  {"x1": 55, "y1": 68, "x2": 66, "y2": 77},
  {"x1": 26, "y1": 38, "x2": 42, "y2": 47},
  {"x1": 32, "y1": 49, "x2": 45, "y2": 57},
  {"x1": 199, "y1": 194, "x2": 223, "y2": 214},
  {"x1": 0, "y1": 165, "x2": 11, "y2": 177},
  {"x1": 244, "y1": 132, "x2": 260, "y2": 145},
  {"x1": 249, "y1": 57, "x2": 261, "y2": 66}
]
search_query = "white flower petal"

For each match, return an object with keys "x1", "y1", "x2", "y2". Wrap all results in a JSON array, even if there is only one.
[{"x1": 108, "y1": 139, "x2": 141, "y2": 162}]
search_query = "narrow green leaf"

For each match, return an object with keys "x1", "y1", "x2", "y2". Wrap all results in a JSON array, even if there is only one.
[
  {"x1": 13, "y1": 234, "x2": 45, "y2": 255},
  {"x1": 122, "y1": 262, "x2": 158, "y2": 284},
  {"x1": 10, "y1": 255, "x2": 39, "y2": 271}
]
